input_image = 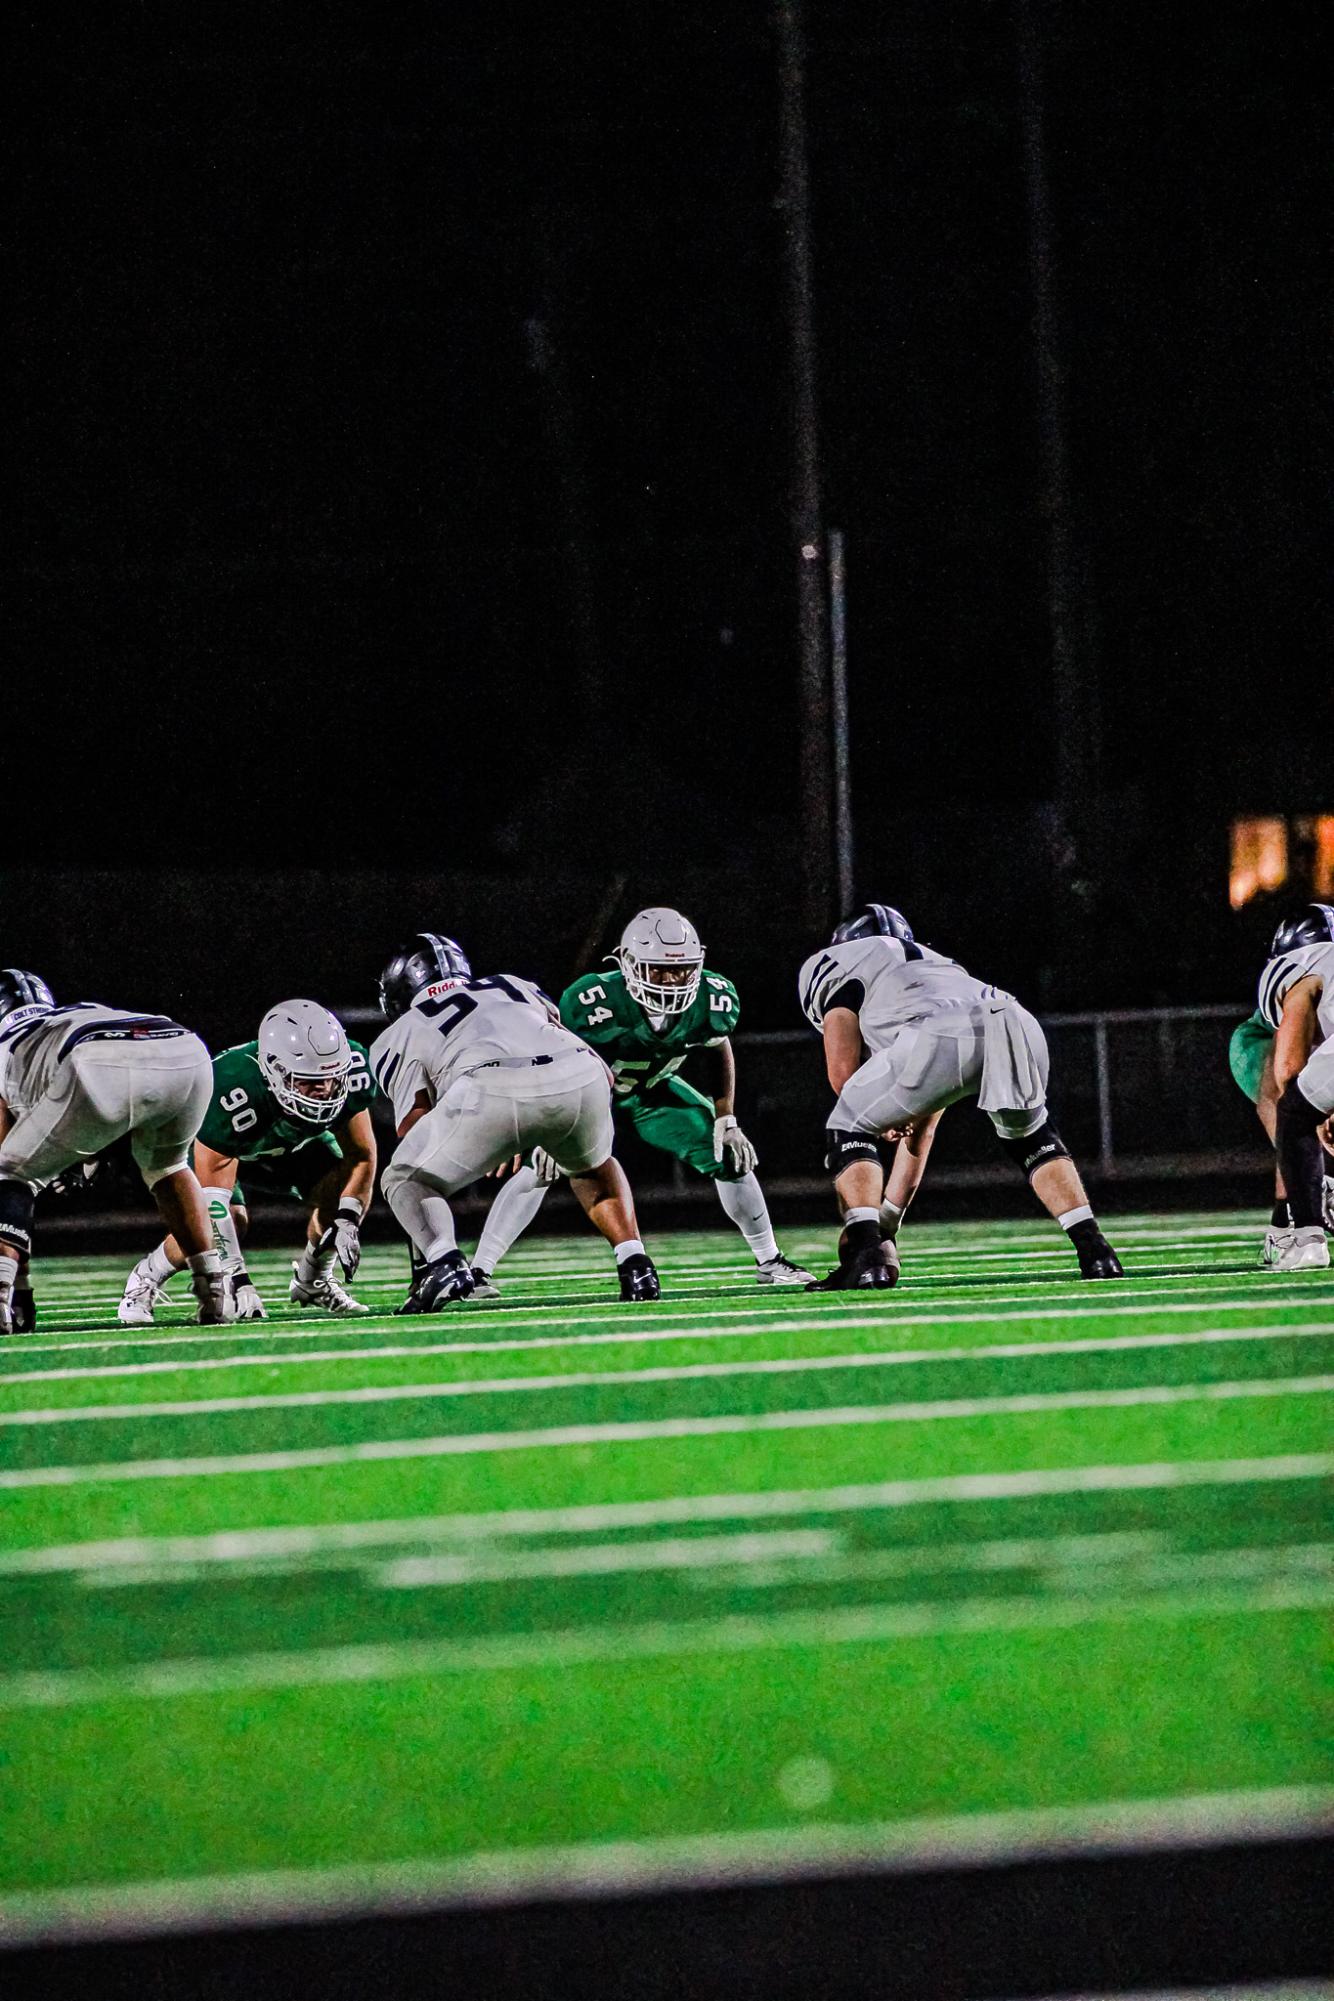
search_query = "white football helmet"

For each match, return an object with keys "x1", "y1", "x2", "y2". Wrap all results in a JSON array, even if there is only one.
[
  {"x1": 258, "y1": 1000, "x2": 352, "y2": 1127},
  {"x1": 617, "y1": 908, "x2": 704, "y2": 1016}
]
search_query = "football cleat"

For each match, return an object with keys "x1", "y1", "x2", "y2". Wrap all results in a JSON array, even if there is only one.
[
  {"x1": 1076, "y1": 1233, "x2": 1125, "y2": 1280},
  {"x1": 396, "y1": 1250, "x2": 475, "y2": 1313},
  {"x1": 290, "y1": 1265, "x2": 371, "y2": 1315},
  {"x1": 1260, "y1": 1225, "x2": 1297, "y2": 1269},
  {"x1": 1264, "y1": 1226, "x2": 1330, "y2": 1274},
  {"x1": 756, "y1": 1253, "x2": 817, "y2": 1287},
  {"x1": 119, "y1": 1260, "x2": 165, "y2": 1327},
  {"x1": 807, "y1": 1239, "x2": 900, "y2": 1291},
  {"x1": 230, "y1": 1271, "x2": 268, "y2": 1321},
  {"x1": 618, "y1": 1252, "x2": 661, "y2": 1301},
  {"x1": 469, "y1": 1266, "x2": 502, "y2": 1300},
  {"x1": 192, "y1": 1269, "x2": 234, "y2": 1325}
]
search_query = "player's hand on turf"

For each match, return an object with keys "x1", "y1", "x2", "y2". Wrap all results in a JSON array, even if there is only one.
[
  {"x1": 532, "y1": 1147, "x2": 565, "y2": 1185},
  {"x1": 318, "y1": 1203, "x2": 363, "y2": 1279},
  {"x1": 712, "y1": 1115, "x2": 758, "y2": 1176}
]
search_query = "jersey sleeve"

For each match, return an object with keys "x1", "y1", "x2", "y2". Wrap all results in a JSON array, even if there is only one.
[
  {"x1": 1258, "y1": 950, "x2": 1319, "y2": 1029},
  {"x1": 697, "y1": 971, "x2": 741, "y2": 1043},
  {"x1": 341, "y1": 1039, "x2": 379, "y2": 1115},
  {"x1": 194, "y1": 1046, "x2": 254, "y2": 1155},
  {"x1": 558, "y1": 973, "x2": 622, "y2": 1045},
  {"x1": 369, "y1": 1024, "x2": 432, "y2": 1130}
]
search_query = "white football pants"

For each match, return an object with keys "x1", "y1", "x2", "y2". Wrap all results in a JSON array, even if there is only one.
[
  {"x1": 0, "y1": 1035, "x2": 214, "y2": 1190},
  {"x1": 830, "y1": 1004, "x2": 1051, "y2": 1141}
]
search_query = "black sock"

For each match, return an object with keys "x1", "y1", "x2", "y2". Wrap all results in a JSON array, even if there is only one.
[
  {"x1": 1271, "y1": 1199, "x2": 1292, "y2": 1230},
  {"x1": 843, "y1": 1219, "x2": 882, "y2": 1256},
  {"x1": 1066, "y1": 1217, "x2": 1106, "y2": 1254}
]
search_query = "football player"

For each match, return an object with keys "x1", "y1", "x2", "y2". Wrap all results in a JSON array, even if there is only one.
[
  {"x1": 370, "y1": 933, "x2": 659, "y2": 1309},
  {"x1": 469, "y1": 908, "x2": 812, "y2": 1293},
  {"x1": 0, "y1": 969, "x2": 228, "y2": 1334},
  {"x1": 798, "y1": 903, "x2": 1123, "y2": 1289},
  {"x1": 119, "y1": 999, "x2": 376, "y2": 1323},
  {"x1": 1257, "y1": 902, "x2": 1334, "y2": 1273}
]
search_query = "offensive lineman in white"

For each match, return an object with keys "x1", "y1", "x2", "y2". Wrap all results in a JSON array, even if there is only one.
[
  {"x1": 1259, "y1": 902, "x2": 1334, "y2": 1273},
  {"x1": 370, "y1": 933, "x2": 661, "y2": 1308},
  {"x1": 798, "y1": 905, "x2": 1123, "y2": 1289},
  {"x1": 0, "y1": 968, "x2": 230, "y2": 1333}
]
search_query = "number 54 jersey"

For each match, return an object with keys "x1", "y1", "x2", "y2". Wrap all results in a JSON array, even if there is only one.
[
  {"x1": 369, "y1": 975, "x2": 591, "y2": 1129},
  {"x1": 558, "y1": 966, "x2": 740, "y2": 1103}
]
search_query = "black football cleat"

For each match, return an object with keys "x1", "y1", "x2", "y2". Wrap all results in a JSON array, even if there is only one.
[
  {"x1": 807, "y1": 1240, "x2": 900, "y2": 1291},
  {"x1": 618, "y1": 1252, "x2": 661, "y2": 1301},
  {"x1": 396, "y1": 1249, "x2": 476, "y2": 1314},
  {"x1": 1077, "y1": 1233, "x2": 1124, "y2": 1280}
]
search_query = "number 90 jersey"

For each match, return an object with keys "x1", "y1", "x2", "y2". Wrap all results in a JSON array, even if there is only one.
[
  {"x1": 369, "y1": 975, "x2": 586, "y2": 1128},
  {"x1": 196, "y1": 1038, "x2": 376, "y2": 1160},
  {"x1": 558, "y1": 966, "x2": 740, "y2": 1102}
]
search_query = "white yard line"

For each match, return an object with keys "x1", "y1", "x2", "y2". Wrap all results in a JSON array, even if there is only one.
[
  {"x1": 1, "y1": 1578, "x2": 1329, "y2": 1710},
  {"x1": 3, "y1": 1376, "x2": 1331, "y2": 1490},
  {"x1": 7, "y1": 1324, "x2": 1334, "y2": 1425},
  {"x1": 5, "y1": 1452, "x2": 1328, "y2": 1574},
  {"x1": 0, "y1": 1784, "x2": 1324, "y2": 1948},
  {"x1": 7, "y1": 1289, "x2": 1333, "y2": 1377}
]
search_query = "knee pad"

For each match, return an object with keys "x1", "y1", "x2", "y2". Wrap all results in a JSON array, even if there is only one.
[
  {"x1": 0, "y1": 1176, "x2": 37, "y2": 1256},
  {"x1": 1277, "y1": 1079, "x2": 1325, "y2": 1133},
  {"x1": 997, "y1": 1116, "x2": 1071, "y2": 1181},
  {"x1": 825, "y1": 1130, "x2": 883, "y2": 1176}
]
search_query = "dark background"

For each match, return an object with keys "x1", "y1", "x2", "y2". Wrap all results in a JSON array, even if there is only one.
[{"x1": 10, "y1": 0, "x2": 1332, "y2": 1028}]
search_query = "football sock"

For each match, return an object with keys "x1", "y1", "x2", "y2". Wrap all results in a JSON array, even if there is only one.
[
  {"x1": 186, "y1": 1250, "x2": 222, "y2": 1277},
  {"x1": 474, "y1": 1165, "x2": 551, "y2": 1273},
  {"x1": 715, "y1": 1173, "x2": 779, "y2": 1263},
  {"x1": 841, "y1": 1212, "x2": 882, "y2": 1255},
  {"x1": 142, "y1": 1243, "x2": 177, "y2": 1287},
  {"x1": 202, "y1": 1188, "x2": 244, "y2": 1273},
  {"x1": 385, "y1": 1178, "x2": 458, "y2": 1265},
  {"x1": 295, "y1": 1239, "x2": 334, "y2": 1285},
  {"x1": 1271, "y1": 1199, "x2": 1292, "y2": 1230},
  {"x1": 1057, "y1": 1205, "x2": 1096, "y2": 1232},
  {"x1": 614, "y1": 1238, "x2": 646, "y2": 1265}
]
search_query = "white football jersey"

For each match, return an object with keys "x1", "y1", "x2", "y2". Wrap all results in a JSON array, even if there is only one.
[
  {"x1": 0, "y1": 1003, "x2": 189, "y2": 1117},
  {"x1": 1258, "y1": 941, "x2": 1334, "y2": 1043},
  {"x1": 798, "y1": 936, "x2": 998, "y2": 1050},
  {"x1": 368, "y1": 975, "x2": 587, "y2": 1128}
]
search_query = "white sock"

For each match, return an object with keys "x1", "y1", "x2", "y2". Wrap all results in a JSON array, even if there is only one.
[
  {"x1": 142, "y1": 1243, "x2": 177, "y2": 1287},
  {"x1": 296, "y1": 1238, "x2": 334, "y2": 1284},
  {"x1": 186, "y1": 1250, "x2": 222, "y2": 1277},
  {"x1": 614, "y1": 1238, "x2": 645, "y2": 1265},
  {"x1": 202, "y1": 1188, "x2": 244, "y2": 1274},
  {"x1": 845, "y1": 1206, "x2": 880, "y2": 1226},
  {"x1": 385, "y1": 1177, "x2": 457, "y2": 1264},
  {"x1": 1058, "y1": 1204, "x2": 1095, "y2": 1232},
  {"x1": 715, "y1": 1173, "x2": 779, "y2": 1263},
  {"x1": 475, "y1": 1165, "x2": 551, "y2": 1274}
]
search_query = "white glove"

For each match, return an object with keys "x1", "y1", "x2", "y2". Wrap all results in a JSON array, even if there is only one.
[
  {"x1": 712, "y1": 1115, "x2": 758, "y2": 1176},
  {"x1": 230, "y1": 1272, "x2": 268, "y2": 1322},
  {"x1": 318, "y1": 1204, "x2": 363, "y2": 1278},
  {"x1": 531, "y1": 1147, "x2": 566, "y2": 1186}
]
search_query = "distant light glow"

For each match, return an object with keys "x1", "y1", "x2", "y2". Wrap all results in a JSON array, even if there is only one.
[{"x1": 1229, "y1": 816, "x2": 1288, "y2": 908}]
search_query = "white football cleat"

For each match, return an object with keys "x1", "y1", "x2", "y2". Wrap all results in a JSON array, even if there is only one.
[
  {"x1": 229, "y1": 1272, "x2": 268, "y2": 1321},
  {"x1": 1259, "y1": 1226, "x2": 1296, "y2": 1269},
  {"x1": 289, "y1": 1265, "x2": 370, "y2": 1315},
  {"x1": 1266, "y1": 1226, "x2": 1331, "y2": 1274},
  {"x1": 756, "y1": 1253, "x2": 817, "y2": 1286},
  {"x1": 119, "y1": 1261, "x2": 166, "y2": 1327},
  {"x1": 469, "y1": 1267, "x2": 502, "y2": 1300}
]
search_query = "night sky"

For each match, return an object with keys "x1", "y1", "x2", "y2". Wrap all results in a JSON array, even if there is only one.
[{"x1": 13, "y1": 2, "x2": 1331, "y2": 889}]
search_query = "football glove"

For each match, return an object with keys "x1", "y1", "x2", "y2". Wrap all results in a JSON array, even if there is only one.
[
  {"x1": 532, "y1": 1148, "x2": 566, "y2": 1186},
  {"x1": 317, "y1": 1203, "x2": 363, "y2": 1279},
  {"x1": 229, "y1": 1272, "x2": 268, "y2": 1322},
  {"x1": 712, "y1": 1115, "x2": 758, "y2": 1176}
]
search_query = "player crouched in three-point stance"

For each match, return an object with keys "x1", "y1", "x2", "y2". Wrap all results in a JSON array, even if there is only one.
[
  {"x1": 371, "y1": 933, "x2": 659, "y2": 1309},
  {"x1": 120, "y1": 1000, "x2": 376, "y2": 1324},
  {"x1": 1258, "y1": 902, "x2": 1334, "y2": 1274},
  {"x1": 0, "y1": 969, "x2": 228, "y2": 1335},
  {"x1": 798, "y1": 904, "x2": 1123, "y2": 1290},
  {"x1": 471, "y1": 909, "x2": 812, "y2": 1293}
]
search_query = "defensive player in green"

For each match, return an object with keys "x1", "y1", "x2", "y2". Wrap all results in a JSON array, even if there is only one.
[
  {"x1": 118, "y1": 999, "x2": 378, "y2": 1322},
  {"x1": 470, "y1": 908, "x2": 813, "y2": 1291}
]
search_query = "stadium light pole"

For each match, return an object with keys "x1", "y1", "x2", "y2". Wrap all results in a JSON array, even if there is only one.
[{"x1": 775, "y1": 0, "x2": 836, "y2": 940}]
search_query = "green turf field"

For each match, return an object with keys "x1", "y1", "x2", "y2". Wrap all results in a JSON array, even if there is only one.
[{"x1": 1, "y1": 1212, "x2": 1330, "y2": 1944}]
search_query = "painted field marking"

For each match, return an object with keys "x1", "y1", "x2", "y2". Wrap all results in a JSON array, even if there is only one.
[
  {"x1": 7, "y1": 1286, "x2": 1334, "y2": 1375},
  {"x1": 7, "y1": 1323, "x2": 1334, "y2": 1426},
  {"x1": 2, "y1": 1575, "x2": 1329, "y2": 1709},
  {"x1": 0, "y1": 1784, "x2": 1325, "y2": 1947},
  {"x1": 3, "y1": 1376, "x2": 1332, "y2": 1490},
  {"x1": 5, "y1": 1452, "x2": 1328, "y2": 1575}
]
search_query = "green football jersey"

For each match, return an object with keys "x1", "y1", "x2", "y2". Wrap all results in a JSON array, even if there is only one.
[
  {"x1": 558, "y1": 967, "x2": 740, "y2": 1101},
  {"x1": 196, "y1": 1038, "x2": 376, "y2": 1161}
]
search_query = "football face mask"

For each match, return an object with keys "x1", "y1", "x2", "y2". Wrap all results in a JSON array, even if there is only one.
[{"x1": 617, "y1": 907, "x2": 704, "y2": 1016}]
